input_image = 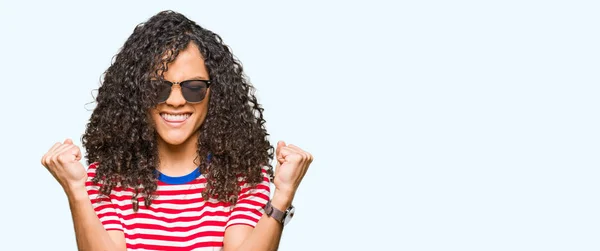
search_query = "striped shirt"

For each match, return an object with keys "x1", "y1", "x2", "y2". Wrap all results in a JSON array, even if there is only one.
[{"x1": 85, "y1": 163, "x2": 271, "y2": 250}]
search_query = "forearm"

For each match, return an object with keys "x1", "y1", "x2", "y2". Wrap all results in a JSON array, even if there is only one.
[
  {"x1": 227, "y1": 139, "x2": 313, "y2": 251},
  {"x1": 66, "y1": 187, "x2": 122, "y2": 251},
  {"x1": 233, "y1": 192, "x2": 292, "y2": 251}
]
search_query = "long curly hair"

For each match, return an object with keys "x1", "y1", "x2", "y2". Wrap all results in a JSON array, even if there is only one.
[{"x1": 82, "y1": 10, "x2": 274, "y2": 211}]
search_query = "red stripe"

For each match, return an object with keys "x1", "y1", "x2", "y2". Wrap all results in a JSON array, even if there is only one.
[
  {"x1": 155, "y1": 187, "x2": 204, "y2": 196},
  {"x1": 239, "y1": 184, "x2": 271, "y2": 195},
  {"x1": 235, "y1": 199, "x2": 266, "y2": 208},
  {"x1": 100, "y1": 220, "x2": 122, "y2": 226},
  {"x1": 125, "y1": 230, "x2": 224, "y2": 242},
  {"x1": 226, "y1": 222, "x2": 255, "y2": 229},
  {"x1": 126, "y1": 241, "x2": 223, "y2": 250},
  {"x1": 231, "y1": 207, "x2": 262, "y2": 217},
  {"x1": 104, "y1": 195, "x2": 208, "y2": 204},
  {"x1": 115, "y1": 203, "x2": 226, "y2": 215},
  {"x1": 238, "y1": 193, "x2": 270, "y2": 202},
  {"x1": 97, "y1": 211, "x2": 118, "y2": 219},
  {"x1": 123, "y1": 220, "x2": 226, "y2": 232},
  {"x1": 117, "y1": 210, "x2": 230, "y2": 223},
  {"x1": 228, "y1": 214, "x2": 260, "y2": 223}
]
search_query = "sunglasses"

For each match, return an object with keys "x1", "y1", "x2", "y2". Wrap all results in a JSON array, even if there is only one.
[{"x1": 153, "y1": 79, "x2": 212, "y2": 103}]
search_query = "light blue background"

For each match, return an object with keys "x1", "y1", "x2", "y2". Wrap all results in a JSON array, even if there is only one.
[{"x1": 0, "y1": 1, "x2": 598, "y2": 250}]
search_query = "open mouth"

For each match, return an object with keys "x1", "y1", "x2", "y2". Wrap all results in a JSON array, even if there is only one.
[{"x1": 160, "y1": 113, "x2": 192, "y2": 124}]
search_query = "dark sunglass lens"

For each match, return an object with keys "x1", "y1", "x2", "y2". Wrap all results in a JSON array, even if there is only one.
[
  {"x1": 157, "y1": 81, "x2": 172, "y2": 103},
  {"x1": 182, "y1": 80, "x2": 208, "y2": 102}
]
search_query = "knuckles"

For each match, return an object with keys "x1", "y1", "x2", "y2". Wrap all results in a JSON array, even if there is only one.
[
  {"x1": 280, "y1": 144, "x2": 314, "y2": 164},
  {"x1": 288, "y1": 153, "x2": 303, "y2": 163},
  {"x1": 42, "y1": 143, "x2": 67, "y2": 166},
  {"x1": 287, "y1": 152, "x2": 313, "y2": 164}
]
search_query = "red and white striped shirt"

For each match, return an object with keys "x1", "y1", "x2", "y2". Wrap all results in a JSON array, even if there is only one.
[{"x1": 85, "y1": 163, "x2": 271, "y2": 250}]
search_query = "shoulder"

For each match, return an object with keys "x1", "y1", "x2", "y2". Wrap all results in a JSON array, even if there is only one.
[
  {"x1": 87, "y1": 162, "x2": 100, "y2": 172},
  {"x1": 239, "y1": 166, "x2": 271, "y2": 184},
  {"x1": 86, "y1": 162, "x2": 100, "y2": 179},
  {"x1": 258, "y1": 166, "x2": 272, "y2": 184},
  {"x1": 237, "y1": 166, "x2": 271, "y2": 195},
  {"x1": 85, "y1": 162, "x2": 119, "y2": 189},
  {"x1": 85, "y1": 162, "x2": 101, "y2": 188}
]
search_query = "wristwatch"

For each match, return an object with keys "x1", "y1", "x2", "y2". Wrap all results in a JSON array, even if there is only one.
[{"x1": 264, "y1": 200, "x2": 295, "y2": 226}]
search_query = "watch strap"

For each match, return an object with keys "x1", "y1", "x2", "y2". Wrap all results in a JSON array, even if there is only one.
[{"x1": 264, "y1": 201, "x2": 286, "y2": 224}]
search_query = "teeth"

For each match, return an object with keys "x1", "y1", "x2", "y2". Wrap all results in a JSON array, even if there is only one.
[{"x1": 161, "y1": 113, "x2": 191, "y2": 122}]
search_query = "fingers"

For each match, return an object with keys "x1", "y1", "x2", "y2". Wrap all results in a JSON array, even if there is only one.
[
  {"x1": 287, "y1": 145, "x2": 312, "y2": 161},
  {"x1": 286, "y1": 145, "x2": 313, "y2": 162},
  {"x1": 279, "y1": 146, "x2": 303, "y2": 163},
  {"x1": 41, "y1": 139, "x2": 81, "y2": 168},
  {"x1": 42, "y1": 142, "x2": 62, "y2": 166},
  {"x1": 279, "y1": 144, "x2": 313, "y2": 165},
  {"x1": 56, "y1": 144, "x2": 81, "y2": 163},
  {"x1": 53, "y1": 146, "x2": 71, "y2": 165},
  {"x1": 73, "y1": 145, "x2": 82, "y2": 161},
  {"x1": 276, "y1": 140, "x2": 286, "y2": 162},
  {"x1": 284, "y1": 145, "x2": 312, "y2": 176},
  {"x1": 54, "y1": 143, "x2": 74, "y2": 157},
  {"x1": 59, "y1": 144, "x2": 81, "y2": 160},
  {"x1": 49, "y1": 142, "x2": 63, "y2": 152}
]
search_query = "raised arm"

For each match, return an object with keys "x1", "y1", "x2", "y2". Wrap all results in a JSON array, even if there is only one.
[
  {"x1": 223, "y1": 141, "x2": 313, "y2": 251},
  {"x1": 41, "y1": 139, "x2": 126, "y2": 251}
]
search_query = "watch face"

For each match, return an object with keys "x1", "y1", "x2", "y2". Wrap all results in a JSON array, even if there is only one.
[{"x1": 283, "y1": 206, "x2": 295, "y2": 226}]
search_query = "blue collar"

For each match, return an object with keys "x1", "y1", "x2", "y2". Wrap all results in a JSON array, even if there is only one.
[
  {"x1": 155, "y1": 153, "x2": 211, "y2": 184},
  {"x1": 156, "y1": 167, "x2": 201, "y2": 185}
]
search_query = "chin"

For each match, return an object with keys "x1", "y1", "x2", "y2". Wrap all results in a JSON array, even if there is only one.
[{"x1": 158, "y1": 131, "x2": 195, "y2": 146}]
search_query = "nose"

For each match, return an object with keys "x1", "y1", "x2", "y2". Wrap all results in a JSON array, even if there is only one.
[{"x1": 165, "y1": 85, "x2": 186, "y2": 107}]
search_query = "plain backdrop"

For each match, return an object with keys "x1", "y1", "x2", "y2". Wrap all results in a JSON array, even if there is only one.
[{"x1": 0, "y1": 0, "x2": 598, "y2": 250}]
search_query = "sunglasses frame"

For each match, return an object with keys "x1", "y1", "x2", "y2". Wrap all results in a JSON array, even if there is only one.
[{"x1": 155, "y1": 79, "x2": 212, "y2": 104}]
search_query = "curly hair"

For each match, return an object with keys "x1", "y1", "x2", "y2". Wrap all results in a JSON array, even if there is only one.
[{"x1": 82, "y1": 10, "x2": 274, "y2": 211}]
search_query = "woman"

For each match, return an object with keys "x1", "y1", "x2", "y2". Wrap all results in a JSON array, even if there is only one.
[{"x1": 41, "y1": 10, "x2": 312, "y2": 251}]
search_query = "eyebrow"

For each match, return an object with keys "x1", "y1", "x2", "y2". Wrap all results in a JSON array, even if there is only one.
[
  {"x1": 151, "y1": 76, "x2": 209, "y2": 82},
  {"x1": 187, "y1": 76, "x2": 209, "y2": 81}
]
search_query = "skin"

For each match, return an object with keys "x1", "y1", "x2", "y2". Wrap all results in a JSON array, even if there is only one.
[
  {"x1": 41, "y1": 41, "x2": 313, "y2": 251},
  {"x1": 150, "y1": 42, "x2": 211, "y2": 177}
]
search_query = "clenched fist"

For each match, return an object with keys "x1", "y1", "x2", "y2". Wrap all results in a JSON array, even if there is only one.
[
  {"x1": 41, "y1": 139, "x2": 87, "y2": 193},
  {"x1": 273, "y1": 141, "x2": 313, "y2": 201}
]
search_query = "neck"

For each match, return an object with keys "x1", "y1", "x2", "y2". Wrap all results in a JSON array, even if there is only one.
[{"x1": 157, "y1": 131, "x2": 200, "y2": 177}]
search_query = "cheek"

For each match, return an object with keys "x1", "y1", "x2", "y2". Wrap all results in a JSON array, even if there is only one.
[
  {"x1": 193, "y1": 103, "x2": 209, "y2": 127},
  {"x1": 149, "y1": 108, "x2": 162, "y2": 125}
]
